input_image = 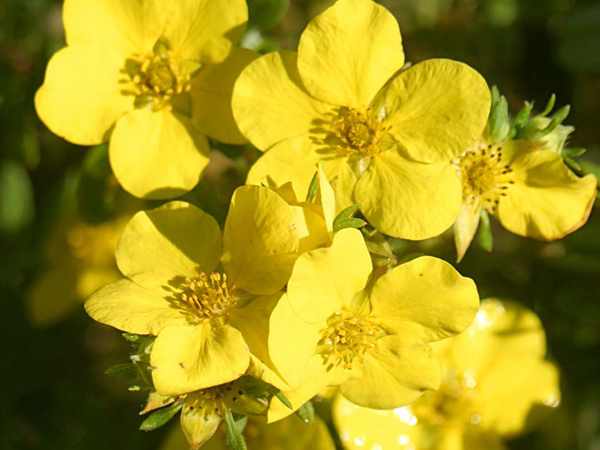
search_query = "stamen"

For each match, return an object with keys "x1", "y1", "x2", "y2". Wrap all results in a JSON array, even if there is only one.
[
  {"x1": 178, "y1": 272, "x2": 236, "y2": 320},
  {"x1": 458, "y1": 143, "x2": 515, "y2": 213},
  {"x1": 319, "y1": 311, "x2": 383, "y2": 369},
  {"x1": 328, "y1": 107, "x2": 392, "y2": 157}
]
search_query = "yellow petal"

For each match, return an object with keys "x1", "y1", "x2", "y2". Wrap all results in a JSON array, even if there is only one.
[
  {"x1": 151, "y1": 323, "x2": 250, "y2": 396},
  {"x1": 355, "y1": 150, "x2": 462, "y2": 240},
  {"x1": 180, "y1": 394, "x2": 222, "y2": 449},
  {"x1": 297, "y1": 0, "x2": 404, "y2": 107},
  {"x1": 463, "y1": 431, "x2": 508, "y2": 450},
  {"x1": 191, "y1": 48, "x2": 258, "y2": 144},
  {"x1": 438, "y1": 299, "x2": 548, "y2": 389},
  {"x1": 496, "y1": 147, "x2": 597, "y2": 240},
  {"x1": 27, "y1": 263, "x2": 79, "y2": 327},
  {"x1": 246, "y1": 136, "x2": 347, "y2": 201},
  {"x1": 340, "y1": 336, "x2": 441, "y2": 409},
  {"x1": 232, "y1": 51, "x2": 334, "y2": 151},
  {"x1": 35, "y1": 43, "x2": 133, "y2": 146},
  {"x1": 85, "y1": 279, "x2": 190, "y2": 335},
  {"x1": 110, "y1": 110, "x2": 210, "y2": 199},
  {"x1": 479, "y1": 358, "x2": 560, "y2": 437},
  {"x1": 116, "y1": 201, "x2": 222, "y2": 291},
  {"x1": 370, "y1": 256, "x2": 479, "y2": 343},
  {"x1": 162, "y1": 0, "x2": 247, "y2": 63},
  {"x1": 383, "y1": 59, "x2": 491, "y2": 163},
  {"x1": 291, "y1": 206, "x2": 331, "y2": 255},
  {"x1": 223, "y1": 186, "x2": 299, "y2": 295},
  {"x1": 333, "y1": 162, "x2": 358, "y2": 212},
  {"x1": 63, "y1": 0, "x2": 164, "y2": 56},
  {"x1": 454, "y1": 198, "x2": 483, "y2": 263},
  {"x1": 287, "y1": 228, "x2": 372, "y2": 324},
  {"x1": 268, "y1": 294, "x2": 322, "y2": 388},
  {"x1": 229, "y1": 293, "x2": 290, "y2": 391},
  {"x1": 333, "y1": 394, "x2": 422, "y2": 450},
  {"x1": 268, "y1": 355, "x2": 347, "y2": 423}
]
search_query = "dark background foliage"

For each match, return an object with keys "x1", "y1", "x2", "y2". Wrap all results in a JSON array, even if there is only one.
[{"x1": 1, "y1": 0, "x2": 600, "y2": 448}]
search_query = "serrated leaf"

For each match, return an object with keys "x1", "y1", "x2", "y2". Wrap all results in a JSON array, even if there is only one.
[
  {"x1": 305, "y1": 170, "x2": 319, "y2": 203},
  {"x1": 225, "y1": 411, "x2": 247, "y2": 450},
  {"x1": 295, "y1": 401, "x2": 314, "y2": 424},
  {"x1": 139, "y1": 402, "x2": 183, "y2": 431},
  {"x1": 333, "y1": 218, "x2": 367, "y2": 233},
  {"x1": 275, "y1": 392, "x2": 293, "y2": 410},
  {"x1": 477, "y1": 210, "x2": 493, "y2": 252},
  {"x1": 105, "y1": 363, "x2": 137, "y2": 377}
]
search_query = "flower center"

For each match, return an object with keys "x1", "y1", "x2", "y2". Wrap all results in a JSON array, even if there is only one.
[
  {"x1": 412, "y1": 370, "x2": 481, "y2": 427},
  {"x1": 458, "y1": 144, "x2": 515, "y2": 213},
  {"x1": 124, "y1": 41, "x2": 201, "y2": 112},
  {"x1": 319, "y1": 311, "x2": 383, "y2": 370},
  {"x1": 329, "y1": 107, "x2": 392, "y2": 156},
  {"x1": 178, "y1": 272, "x2": 236, "y2": 320}
]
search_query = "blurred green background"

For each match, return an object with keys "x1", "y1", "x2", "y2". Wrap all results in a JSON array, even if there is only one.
[{"x1": 1, "y1": 0, "x2": 600, "y2": 448}]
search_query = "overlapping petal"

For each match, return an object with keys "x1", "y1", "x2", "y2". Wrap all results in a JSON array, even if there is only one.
[
  {"x1": 63, "y1": 0, "x2": 164, "y2": 56},
  {"x1": 116, "y1": 202, "x2": 222, "y2": 291},
  {"x1": 297, "y1": 0, "x2": 404, "y2": 107},
  {"x1": 287, "y1": 229, "x2": 372, "y2": 324},
  {"x1": 383, "y1": 59, "x2": 491, "y2": 163},
  {"x1": 162, "y1": 0, "x2": 247, "y2": 63},
  {"x1": 340, "y1": 336, "x2": 441, "y2": 409},
  {"x1": 191, "y1": 48, "x2": 257, "y2": 144},
  {"x1": 85, "y1": 279, "x2": 190, "y2": 335},
  {"x1": 355, "y1": 150, "x2": 462, "y2": 239},
  {"x1": 222, "y1": 186, "x2": 299, "y2": 295},
  {"x1": 110, "y1": 110, "x2": 210, "y2": 199},
  {"x1": 35, "y1": 42, "x2": 133, "y2": 146},
  {"x1": 496, "y1": 148, "x2": 597, "y2": 240},
  {"x1": 233, "y1": 51, "x2": 335, "y2": 151},
  {"x1": 370, "y1": 256, "x2": 479, "y2": 343},
  {"x1": 151, "y1": 323, "x2": 250, "y2": 395}
]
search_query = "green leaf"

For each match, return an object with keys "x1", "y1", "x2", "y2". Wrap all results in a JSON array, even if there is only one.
[
  {"x1": 510, "y1": 101, "x2": 534, "y2": 138},
  {"x1": 477, "y1": 210, "x2": 493, "y2": 252},
  {"x1": 232, "y1": 414, "x2": 248, "y2": 434},
  {"x1": 305, "y1": 170, "x2": 319, "y2": 203},
  {"x1": 488, "y1": 94, "x2": 510, "y2": 144},
  {"x1": 564, "y1": 156, "x2": 581, "y2": 171},
  {"x1": 225, "y1": 410, "x2": 248, "y2": 450},
  {"x1": 333, "y1": 218, "x2": 367, "y2": 233},
  {"x1": 248, "y1": 0, "x2": 290, "y2": 32},
  {"x1": 139, "y1": 402, "x2": 183, "y2": 431},
  {"x1": 552, "y1": 104, "x2": 571, "y2": 123},
  {"x1": 275, "y1": 392, "x2": 293, "y2": 410},
  {"x1": 105, "y1": 363, "x2": 137, "y2": 377},
  {"x1": 563, "y1": 147, "x2": 586, "y2": 158},
  {"x1": 295, "y1": 401, "x2": 314, "y2": 424},
  {"x1": 539, "y1": 94, "x2": 556, "y2": 117},
  {"x1": 333, "y1": 204, "x2": 360, "y2": 227}
]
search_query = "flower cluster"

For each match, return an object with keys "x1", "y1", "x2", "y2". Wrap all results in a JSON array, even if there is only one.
[{"x1": 35, "y1": 0, "x2": 596, "y2": 449}]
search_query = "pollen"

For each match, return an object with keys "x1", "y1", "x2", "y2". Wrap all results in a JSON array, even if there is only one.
[
  {"x1": 320, "y1": 311, "x2": 383, "y2": 370},
  {"x1": 329, "y1": 107, "x2": 392, "y2": 156},
  {"x1": 178, "y1": 272, "x2": 236, "y2": 320},
  {"x1": 123, "y1": 41, "x2": 199, "y2": 112},
  {"x1": 458, "y1": 143, "x2": 515, "y2": 213}
]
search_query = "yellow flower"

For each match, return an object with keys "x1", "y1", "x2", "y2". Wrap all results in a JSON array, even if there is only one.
[
  {"x1": 333, "y1": 299, "x2": 561, "y2": 450},
  {"x1": 266, "y1": 228, "x2": 479, "y2": 422},
  {"x1": 27, "y1": 212, "x2": 129, "y2": 327},
  {"x1": 36, "y1": 0, "x2": 253, "y2": 199},
  {"x1": 160, "y1": 414, "x2": 335, "y2": 450},
  {"x1": 454, "y1": 139, "x2": 597, "y2": 261},
  {"x1": 233, "y1": 0, "x2": 490, "y2": 239},
  {"x1": 85, "y1": 186, "x2": 299, "y2": 396}
]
